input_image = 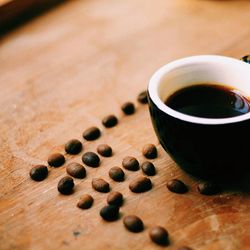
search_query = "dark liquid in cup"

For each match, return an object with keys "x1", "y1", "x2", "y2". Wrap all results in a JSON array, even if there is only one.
[{"x1": 165, "y1": 84, "x2": 250, "y2": 118}]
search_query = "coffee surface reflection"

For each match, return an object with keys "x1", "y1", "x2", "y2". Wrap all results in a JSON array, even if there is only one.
[{"x1": 165, "y1": 84, "x2": 250, "y2": 118}]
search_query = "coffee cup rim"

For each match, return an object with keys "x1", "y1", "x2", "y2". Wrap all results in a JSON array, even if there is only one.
[{"x1": 148, "y1": 55, "x2": 250, "y2": 125}]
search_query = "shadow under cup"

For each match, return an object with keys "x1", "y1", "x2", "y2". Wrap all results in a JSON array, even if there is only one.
[{"x1": 148, "y1": 55, "x2": 250, "y2": 181}]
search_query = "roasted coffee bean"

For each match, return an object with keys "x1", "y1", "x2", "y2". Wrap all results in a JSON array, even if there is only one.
[
  {"x1": 92, "y1": 178, "x2": 110, "y2": 193},
  {"x1": 197, "y1": 182, "x2": 220, "y2": 195},
  {"x1": 48, "y1": 153, "x2": 65, "y2": 167},
  {"x1": 100, "y1": 205, "x2": 119, "y2": 221},
  {"x1": 121, "y1": 102, "x2": 135, "y2": 115},
  {"x1": 167, "y1": 179, "x2": 188, "y2": 194},
  {"x1": 123, "y1": 215, "x2": 144, "y2": 232},
  {"x1": 137, "y1": 90, "x2": 148, "y2": 104},
  {"x1": 97, "y1": 144, "x2": 112, "y2": 157},
  {"x1": 66, "y1": 163, "x2": 86, "y2": 179},
  {"x1": 109, "y1": 167, "x2": 125, "y2": 182},
  {"x1": 142, "y1": 144, "x2": 157, "y2": 159},
  {"x1": 57, "y1": 176, "x2": 74, "y2": 195},
  {"x1": 149, "y1": 226, "x2": 169, "y2": 246},
  {"x1": 107, "y1": 191, "x2": 123, "y2": 207},
  {"x1": 178, "y1": 247, "x2": 193, "y2": 250},
  {"x1": 30, "y1": 165, "x2": 48, "y2": 181},
  {"x1": 141, "y1": 161, "x2": 156, "y2": 176},
  {"x1": 102, "y1": 115, "x2": 118, "y2": 128},
  {"x1": 129, "y1": 176, "x2": 152, "y2": 193},
  {"x1": 122, "y1": 156, "x2": 139, "y2": 171},
  {"x1": 82, "y1": 126, "x2": 101, "y2": 141},
  {"x1": 82, "y1": 152, "x2": 100, "y2": 167},
  {"x1": 77, "y1": 194, "x2": 93, "y2": 209},
  {"x1": 65, "y1": 139, "x2": 82, "y2": 155}
]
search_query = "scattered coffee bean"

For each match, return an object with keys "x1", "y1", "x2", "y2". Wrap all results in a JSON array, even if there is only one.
[
  {"x1": 197, "y1": 182, "x2": 220, "y2": 195},
  {"x1": 57, "y1": 176, "x2": 74, "y2": 195},
  {"x1": 107, "y1": 191, "x2": 123, "y2": 207},
  {"x1": 100, "y1": 205, "x2": 119, "y2": 221},
  {"x1": 29, "y1": 165, "x2": 48, "y2": 181},
  {"x1": 102, "y1": 115, "x2": 118, "y2": 128},
  {"x1": 66, "y1": 162, "x2": 86, "y2": 179},
  {"x1": 82, "y1": 126, "x2": 101, "y2": 141},
  {"x1": 77, "y1": 194, "x2": 93, "y2": 209},
  {"x1": 82, "y1": 152, "x2": 100, "y2": 167},
  {"x1": 123, "y1": 215, "x2": 144, "y2": 232},
  {"x1": 109, "y1": 167, "x2": 125, "y2": 182},
  {"x1": 129, "y1": 176, "x2": 152, "y2": 193},
  {"x1": 122, "y1": 156, "x2": 139, "y2": 171},
  {"x1": 48, "y1": 153, "x2": 65, "y2": 167},
  {"x1": 142, "y1": 144, "x2": 157, "y2": 159},
  {"x1": 65, "y1": 139, "x2": 82, "y2": 155},
  {"x1": 137, "y1": 90, "x2": 148, "y2": 104},
  {"x1": 92, "y1": 178, "x2": 110, "y2": 193},
  {"x1": 178, "y1": 247, "x2": 193, "y2": 250},
  {"x1": 167, "y1": 179, "x2": 188, "y2": 194},
  {"x1": 121, "y1": 102, "x2": 135, "y2": 115},
  {"x1": 149, "y1": 226, "x2": 169, "y2": 246},
  {"x1": 141, "y1": 161, "x2": 156, "y2": 176},
  {"x1": 97, "y1": 144, "x2": 112, "y2": 157}
]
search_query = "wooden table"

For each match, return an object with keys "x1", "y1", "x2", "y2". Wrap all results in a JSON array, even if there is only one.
[{"x1": 1, "y1": 1, "x2": 250, "y2": 249}]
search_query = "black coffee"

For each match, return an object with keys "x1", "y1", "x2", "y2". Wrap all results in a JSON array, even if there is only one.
[{"x1": 165, "y1": 84, "x2": 250, "y2": 118}]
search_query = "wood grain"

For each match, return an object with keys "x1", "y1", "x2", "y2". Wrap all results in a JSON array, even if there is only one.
[{"x1": 1, "y1": 0, "x2": 250, "y2": 249}]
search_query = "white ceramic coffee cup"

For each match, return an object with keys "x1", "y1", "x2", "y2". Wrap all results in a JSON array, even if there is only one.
[{"x1": 148, "y1": 55, "x2": 250, "y2": 179}]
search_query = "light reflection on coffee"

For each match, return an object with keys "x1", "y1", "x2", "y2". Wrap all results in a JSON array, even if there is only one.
[{"x1": 165, "y1": 83, "x2": 250, "y2": 118}]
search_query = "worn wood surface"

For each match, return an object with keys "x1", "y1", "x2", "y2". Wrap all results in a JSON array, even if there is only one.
[{"x1": 1, "y1": 1, "x2": 250, "y2": 249}]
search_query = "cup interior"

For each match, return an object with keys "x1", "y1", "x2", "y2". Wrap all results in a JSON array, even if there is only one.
[
  {"x1": 158, "y1": 57, "x2": 250, "y2": 101},
  {"x1": 149, "y1": 55, "x2": 250, "y2": 124}
]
